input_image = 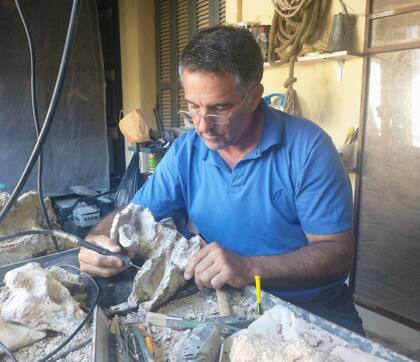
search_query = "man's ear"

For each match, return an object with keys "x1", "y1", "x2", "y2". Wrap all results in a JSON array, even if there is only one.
[{"x1": 251, "y1": 83, "x2": 264, "y2": 110}]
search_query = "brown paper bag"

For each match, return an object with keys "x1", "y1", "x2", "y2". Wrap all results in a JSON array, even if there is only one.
[{"x1": 119, "y1": 109, "x2": 151, "y2": 144}]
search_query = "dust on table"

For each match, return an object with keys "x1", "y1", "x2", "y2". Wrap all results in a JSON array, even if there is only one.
[{"x1": 119, "y1": 287, "x2": 257, "y2": 361}]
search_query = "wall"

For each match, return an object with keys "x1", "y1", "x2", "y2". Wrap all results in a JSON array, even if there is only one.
[
  {"x1": 227, "y1": 0, "x2": 366, "y2": 146},
  {"x1": 118, "y1": 0, "x2": 157, "y2": 165}
]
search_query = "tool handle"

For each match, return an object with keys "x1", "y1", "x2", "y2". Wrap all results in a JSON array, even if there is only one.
[
  {"x1": 216, "y1": 289, "x2": 231, "y2": 316},
  {"x1": 77, "y1": 238, "x2": 131, "y2": 267}
]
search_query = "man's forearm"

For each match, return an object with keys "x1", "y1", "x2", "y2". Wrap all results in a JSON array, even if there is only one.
[
  {"x1": 87, "y1": 208, "x2": 122, "y2": 238},
  {"x1": 247, "y1": 239, "x2": 354, "y2": 290}
]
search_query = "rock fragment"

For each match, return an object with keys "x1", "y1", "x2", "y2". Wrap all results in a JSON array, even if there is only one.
[{"x1": 1, "y1": 262, "x2": 86, "y2": 335}]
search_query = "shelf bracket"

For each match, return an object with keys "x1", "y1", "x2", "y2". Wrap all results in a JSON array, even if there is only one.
[{"x1": 336, "y1": 59, "x2": 345, "y2": 81}]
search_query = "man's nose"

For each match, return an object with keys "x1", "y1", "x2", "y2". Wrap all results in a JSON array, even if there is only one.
[{"x1": 195, "y1": 114, "x2": 214, "y2": 133}]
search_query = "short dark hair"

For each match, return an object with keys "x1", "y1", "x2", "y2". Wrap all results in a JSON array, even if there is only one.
[{"x1": 179, "y1": 25, "x2": 263, "y2": 92}]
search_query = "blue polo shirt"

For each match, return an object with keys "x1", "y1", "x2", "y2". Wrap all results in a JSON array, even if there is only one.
[{"x1": 131, "y1": 102, "x2": 353, "y2": 304}]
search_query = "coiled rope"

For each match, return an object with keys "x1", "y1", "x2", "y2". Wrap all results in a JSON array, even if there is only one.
[{"x1": 268, "y1": 0, "x2": 331, "y2": 115}]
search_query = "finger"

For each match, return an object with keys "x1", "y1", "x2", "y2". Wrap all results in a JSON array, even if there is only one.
[
  {"x1": 194, "y1": 271, "x2": 204, "y2": 290},
  {"x1": 101, "y1": 240, "x2": 121, "y2": 254},
  {"x1": 196, "y1": 264, "x2": 220, "y2": 289},
  {"x1": 184, "y1": 247, "x2": 211, "y2": 280},
  {"x1": 79, "y1": 247, "x2": 123, "y2": 268},
  {"x1": 210, "y1": 273, "x2": 227, "y2": 290},
  {"x1": 85, "y1": 234, "x2": 109, "y2": 244},
  {"x1": 194, "y1": 256, "x2": 216, "y2": 288},
  {"x1": 80, "y1": 262, "x2": 124, "y2": 278},
  {"x1": 86, "y1": 235, "x2": 122, "y2": 251},
  {"x1": 198, "y1": 235, "x2": 207, "y2": 248},
  {"x1": 194, "y1": 253, "x2": 215, "y2": 275}
]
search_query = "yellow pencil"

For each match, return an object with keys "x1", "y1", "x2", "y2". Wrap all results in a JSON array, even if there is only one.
[
  {"x1": 255, "y1": 275, "x2": 263, "y2": 316},
  {"x1": 139, "y1": 323, "x2": 154, "y2": 355},
  {"x1": 344, "y1": 127, "x2": 355, "y2": 144}
]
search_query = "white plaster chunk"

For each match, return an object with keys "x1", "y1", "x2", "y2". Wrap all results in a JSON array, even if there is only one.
[
  {"x1": 110, "y1": 204, "x2": 201, "y2": 311},
  {"x1": 0, "y1": 191, "x2": 74, "y2": 266},
  {"x1": 1, "y1": 262, "x2": 86, "y2": 335},
  {"x1": 227, "y1": 305, "x2": 386, "y2": 362},
  {"x1": 229, "y1": 329, "x2": 338, "y2": 362}
]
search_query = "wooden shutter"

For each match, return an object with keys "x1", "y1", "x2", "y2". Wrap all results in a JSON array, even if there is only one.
[
  {"x1": 175, "y1": 0, "x2": 189, "y2": 128},
  {"x1": 196, "y1": 0, "x2": 210, "y2": 30},
  {"x1": 156, "y1": 0, "x2": 225, "y2": 130},
  {"x1": 219, "y1": 0, "x2": 226, "y2": 24},
  {"x1": 177, "y1": 0, "x2": 189, "y2": 62},
  {"x1": 157, "y1": 0, "x2": 172, "y2": 130}
]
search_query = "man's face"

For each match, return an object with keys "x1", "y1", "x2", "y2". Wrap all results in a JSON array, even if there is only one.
[{"x1": 181, "y1": 70, "x2": 258, "y2": 150}]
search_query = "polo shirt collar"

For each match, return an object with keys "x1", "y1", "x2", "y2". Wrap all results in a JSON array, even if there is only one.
[
  {"x1": 194, "y1": 100, "x2": 284, "y2": 164},
  {"x1": 258, "y1": 101, "x2": 284, "y2": 152}
]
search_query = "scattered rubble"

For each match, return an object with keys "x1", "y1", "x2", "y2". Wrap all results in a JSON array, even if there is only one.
[
  {"x1": 10, "y1": 323, "x2": 92, "y2": 362},
  {"x1": 110, "y1": 205, "x2": 201, "y2": 311},
  {"x1": 120, "y1": 287, "x2": 256, "y2": 361},
  {"x1": 1, "y1": 262, "x2": 86, "y2": 335},
  {"x1": 229, "y1": 330, "x2": 340, "y2": 362}
]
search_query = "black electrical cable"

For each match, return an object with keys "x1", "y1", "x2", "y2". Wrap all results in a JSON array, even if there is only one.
[
  {"x1": 47, "y1": 337, "x2": 92, "y2": 362},
  {"x1": 0, "y1": 339, "x2": 18, "y2": 362},
  {"x1": 14, "y1": 0, "x2": 59, "y2": 252},
  {"x1": 0, "y1": 0, "x2": 81, "y2": 225},
  {"x1": 0, "y1": 229, "x2": 76, "y2": 244},
  {"x1": 38, "y1": 265, "x2": 101, "y2": 362}
]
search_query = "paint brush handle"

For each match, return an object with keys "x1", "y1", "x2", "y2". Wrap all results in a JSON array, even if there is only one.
[{"x1": 215, "y1": 289, "x2": 231, "y2": 316}]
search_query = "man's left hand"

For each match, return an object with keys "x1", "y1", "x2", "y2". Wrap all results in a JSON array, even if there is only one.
[{"x1": 184, "y1": 241, "x2": 253, "y2": 289}]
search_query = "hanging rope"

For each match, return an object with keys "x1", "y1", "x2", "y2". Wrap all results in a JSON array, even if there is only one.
[
  {"x1": 268, "y1": 0, "x2": 331, "y2": 115},
  {"x1": 283, "y1": 56, "x2": 301, "y2": 116}
]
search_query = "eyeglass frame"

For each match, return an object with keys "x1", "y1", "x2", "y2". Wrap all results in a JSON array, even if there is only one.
[{"x1": 178, "y1": 85, "x2": 256, "y2": 125}]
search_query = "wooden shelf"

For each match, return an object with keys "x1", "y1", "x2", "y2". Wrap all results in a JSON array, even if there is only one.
[
  {"x1": 264, "y1": 51, "x2": 363, "y2": 81},
  {"x1": 297, "y1": 50, "x2": 363, "y2": 63},
  {"x1": 264, "y1": 50, "x2": 363, "y2": 68}
]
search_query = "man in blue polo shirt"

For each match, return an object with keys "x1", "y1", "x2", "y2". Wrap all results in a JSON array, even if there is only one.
[{"x1": 79, "y1": 26, "x2": 363, "y2": 334}]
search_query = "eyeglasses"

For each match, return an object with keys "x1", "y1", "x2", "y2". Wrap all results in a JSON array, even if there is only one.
[{"x1": 178, "y1": 90, "x2": 251, "y2": 125}]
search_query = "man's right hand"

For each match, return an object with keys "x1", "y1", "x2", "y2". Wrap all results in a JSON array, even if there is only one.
[{"x1": 78, "y1": 235, "x2": 126, "y2": 277}]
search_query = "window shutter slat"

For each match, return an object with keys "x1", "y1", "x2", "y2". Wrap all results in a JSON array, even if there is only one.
[
  {"x1": 196, "y1": 0, "x2": 210, "y2": 30},
  {"x1": 160, "y1": 89, "x2": 172, "y2": 130},
  {"x1": 177, "y1": 0, "x2": 189, "y2": 62},
  {"x1": 159, "y1": 0, "x2": 171, "y2": 83},
  {"x1": 219, "y1": 0, "x2": 226, "y2": 24}
]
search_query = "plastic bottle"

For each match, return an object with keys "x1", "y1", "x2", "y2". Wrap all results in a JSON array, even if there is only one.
[
  {"x1": 258, "y1": 27, "x2": 269, "y2": 62},
  {"x1": 148, "y1": 152, "x2": 158, "y2": 172}
]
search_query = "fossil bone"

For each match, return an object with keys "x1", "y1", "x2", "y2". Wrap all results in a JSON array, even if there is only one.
[{"x1": 110, "y1": 205, "x2": 201, "y2": 311}]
